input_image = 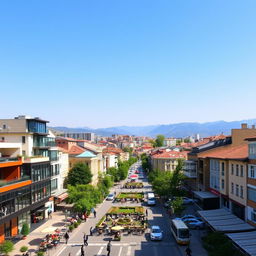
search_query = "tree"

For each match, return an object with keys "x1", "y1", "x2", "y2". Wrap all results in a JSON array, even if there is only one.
[
  {"x1": 21, "y1": 223, "x2": 30, "y2": 237},
  {"x1": 171, "y1": 197, "x2": 185, "y2": 216},
  {"x1": 0, "y1": 240, "x2": 14, "y2": 256},
  {"x1": 107, "y1": 167, "x2": 120, "y2": 182},
  {"x1": 151, "y1": 172, "x2": 172, "y2": 197},
  {"x1": 67, "y1": 162, "x2": 92, "y2": 186},
  {"x1": 154, "y1": 135, "x2": 165, "y2": 147}
]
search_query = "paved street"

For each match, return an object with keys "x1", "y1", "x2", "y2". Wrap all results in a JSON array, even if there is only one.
[{"x1": 51, "y1": 162, "x2": 207, "y2": 256}]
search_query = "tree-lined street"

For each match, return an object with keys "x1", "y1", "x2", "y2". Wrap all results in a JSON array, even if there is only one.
[{"x1": 53, "y1": 161, "x2": 207, "y2": 256}]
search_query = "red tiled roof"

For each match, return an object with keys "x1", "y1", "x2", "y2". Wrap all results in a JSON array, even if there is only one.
[
  {"x1": 198, "y1": 144, "x2": 248, "y2": 160},
  {"x1": 68, "y1": 145, "x2": 85, "y2": 155},
  {"x1": 57, "y1": 147, "x2": 69, "y2": 153},
  {"x1": 103, "y1": 147, "x2": 124, "y2": 154},
  {"x1": 152, "y1": 150, "x2": 188, "y2": 159}
]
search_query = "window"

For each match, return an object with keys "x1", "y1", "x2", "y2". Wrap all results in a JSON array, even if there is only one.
[
  {"x1": 236, "y1": 165, "x2": 239, "y2": 176},
  {"x1": 240, "y1": 165, "x2": 244, "y2": 177},
  {"x1": 1, "y1": 137, "x2": 4, "y2": 142},
  {"x1": 22, "y1": 136, "x2": 26, "y2": 144},
  {"x1": 221, "y1": 179, "x2": 224, "y2": 189},
  {"x1": 221, "y1": 162, "x2": 225, "y2": 176},
  {"x1": 248, "y1": 187, "x2": 256, "y2": 202},
  {"x1": 251, "y1": 209, "x2": 256, "y2": 222},
  {"x1": 249, "y1": 165, "x2": 256, "y2": 178},
  {"x1": 231, "y1": 183, "x2": 234, "y2": 194},
  {"x1": 231, "y1": 164, "x2": 234, "y2": 175},
  {"x1": 240, "y1": 186, "x2": 243, "y2": 198},
  {"x1": 3, "y1": 124, "x2": 6, "y2": 129},
  {"x1": 236, "y1": 184, "x2": 239, "y2": 196},
  {"x1": 51, "y1": 179, "x2": 58, "y2": 191}
]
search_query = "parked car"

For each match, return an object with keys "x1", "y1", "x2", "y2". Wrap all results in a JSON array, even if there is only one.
[
  {"x1": 150, "y1": 225, "x2": 163, "y2": 241},
  {"x1": 184, "y1": 219, "x2": 205, "y2": 229},
  {"x1": 106, "y1": 193, "x2": 115, "y2": 201}
]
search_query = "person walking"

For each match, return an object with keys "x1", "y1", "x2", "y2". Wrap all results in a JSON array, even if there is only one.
[
  {"x1": 83, "y1": 234, "x2": 88, "y2": 246},
  {"x1": 93, "y1": 210, "x2": 97, "y2": 218},
  {"x1": 185, "y1": 246, "x2": 192, "y2": 256},
  {"x1": 145, "y1": 209, "x2": 148, "y2": 216},
  {"x1": 64, "y1": 232, "x2": 70, "y2": 244},
  {"x1": 81, "y1": 245, "x2": 85, "y2": 256},
  {"x1": 107, "y1": 240, "x2": 111, "y2": 256},
  {"x1": 90, "y1": 226, "x2": 93, "y2": 236}
]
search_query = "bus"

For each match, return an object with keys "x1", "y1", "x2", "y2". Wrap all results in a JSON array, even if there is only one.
[{"x1": 170, "y1": 219, "x2": 190, "y2": 245}]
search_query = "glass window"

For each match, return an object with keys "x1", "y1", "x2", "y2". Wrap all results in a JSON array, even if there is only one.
[
  {"x1": 231, "y1": 183, "x2": 234, "y2": 194},
  {"x1": 22, "y1": 136, "x2": 26, "y2": 144},
  {"x1": 221, "y1": 179, "x2": 224, "y2": 189},
  {"x1": 248, "y1": 187, "x2": 256, "y2": 202},
  {"x1": 236, "y1": 184, "x2": 239, "y2": 196},
  {"x1": 240, "y1": 165, "x2": 244, "y2": 177},
  {"x1": 51, "y1": 179, "x2": 58, "y2": 191},
  {"x1": 240, "y1": 186, "x2": 243, "y2": 198},
  {"x1": 231, "y1": 164, "x2": 234, "y2": 175},
  {"x1": 221, "y1": 162, "x2": 225, "y2": 176},
  {"x1": 236, "y1": 165, "x2": 239, "y2": 176}
]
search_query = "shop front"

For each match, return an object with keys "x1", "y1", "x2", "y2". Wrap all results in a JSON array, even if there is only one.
[{"x1": 31, "y1": 206, "x2": 48, "y2": 224}]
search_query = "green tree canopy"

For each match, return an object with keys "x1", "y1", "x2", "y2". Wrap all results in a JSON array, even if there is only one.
[
  {"x1": 0, "y1": 240, "x2": 14, "y2": 256},
  {"x1": 67, "y1": 162, "x2": 92, "y2": 186},
  {"x1": 154, "y1": 135, "x2": 165, "y2": 147}
]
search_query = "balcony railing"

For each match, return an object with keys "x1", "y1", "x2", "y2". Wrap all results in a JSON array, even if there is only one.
[
  {"x1": 33, "y1": 137, "x2": 56, "y2": 148},
  {"x1": 0, "y1": 157, "x2": 21, "y2": 164},
  {"x1": 183, "y1": 170, "x2": 197, "y2": 178},
  {"x1": 0, "y1": 175, "x2": 30, "y2": 188}
]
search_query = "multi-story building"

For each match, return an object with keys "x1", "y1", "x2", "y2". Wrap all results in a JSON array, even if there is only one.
[
  {"x1": 64, "y1": 132, "x2": 95, "y2": 142},
  {"x1": 163, "y1": 138, "x2": 176, "y2": 147},
  {"x1": 150, "y1": 150, "x2": 188, "y2": 172},
  {"x1": 0, "y1": 115, "x2": 71, "y2": 241},
  {"x1": 245, "y1": 137, "x2": 256, "y2": 226}
]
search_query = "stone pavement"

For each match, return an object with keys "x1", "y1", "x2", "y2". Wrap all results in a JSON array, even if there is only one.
[{"x1": 10, "y1": 183, "x2": 123, "y2": 256}]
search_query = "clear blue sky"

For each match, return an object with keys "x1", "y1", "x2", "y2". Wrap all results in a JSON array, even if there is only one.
[{"x1": 0, "y1": 0, "x2": 256, "y2": 128}]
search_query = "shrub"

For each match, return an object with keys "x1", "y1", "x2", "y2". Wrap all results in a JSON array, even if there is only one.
[
  {"x1": 37, "y1": 251, "x2": 44, "y2": 256},
  {"x1": 77, "y1": 219, "x2": 82, "y2": 225},
  {"x1": 21, "y1": 223, "x2": 30, "y2": 236},
  {"x1": 69, "y1": 225, "x2": 74, "y2": 232},
  {"x1": 74, "y1": 222, "x2": 78, "y2": 228},
  {"x1": 20, "y1": 246, "x2": 28, "y2": 253},
  {"x1": 0, "y1": 240, "x2": 14, "y2": 256}
]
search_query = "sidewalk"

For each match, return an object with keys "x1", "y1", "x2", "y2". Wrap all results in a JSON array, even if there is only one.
[
  {"x1": 10, "y1": 211, "x2": 68, "y2": 256},
  {"x1": 10, "y1": 182, "x2": 124, "y2": 256}
]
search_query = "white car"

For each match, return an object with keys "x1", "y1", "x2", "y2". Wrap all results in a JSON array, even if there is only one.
[
  {"x1": 106, "y1": 193, "x2": 115, "y2": 201},
  {"x1": 150, "y1": 225, "x2": 163, "y2": 241}
]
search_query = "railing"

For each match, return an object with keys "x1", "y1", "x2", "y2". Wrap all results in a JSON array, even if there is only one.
[
  {"x1": 0, "y1": 157, "x2": 20, "y2": 163},
  {"x1": 0, "y1": 175, "x2": 30, "y2": 188}
]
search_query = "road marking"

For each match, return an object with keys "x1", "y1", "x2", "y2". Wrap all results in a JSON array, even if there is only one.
[
  {"x1": 55, "y1": 245, "x2": 66, "y2": 256},
  {"x1": 97, "y1": 246, "x2": 104, "y2": 255},
  {"x1": 153, "y1": 246, "x2": 158, "y2": 256},
  {"x1": 127, "y1": 245, "x2": 131, "y2": 256},
  {"x1": 118, "y1": 246, "x2": 123, "y2": 256}
]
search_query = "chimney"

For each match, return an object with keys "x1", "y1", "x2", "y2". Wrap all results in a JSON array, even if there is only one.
[{"x1": 241, "y1": 123, "x2": 248, "y2": 129}]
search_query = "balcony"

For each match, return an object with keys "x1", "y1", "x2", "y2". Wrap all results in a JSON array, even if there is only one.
[
  {"x1": 33, "y1": 137, "x2": 56, "y2": 148},
  {"x1": 0, "y1": 176, "x2": 32, "y2": 193},
  {"x1": 0, "y1": 157, "x2": 22, "y2": 168},
  {"x1": 183, "y1": 160, "x2": 197, "y2": 178},
  {"x1": 23, "y1": 156, "x2": 49, "y2": 164}
]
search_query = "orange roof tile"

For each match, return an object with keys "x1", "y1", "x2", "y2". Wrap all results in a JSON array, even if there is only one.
[
  {"x1": 152, "y1": 150, "x2": 188, "y2": 159},
  {"x1": 68, "y1": 145, "x2": 85, "y2": 155},
  {"x1": 198, "y1": 144, "x2": 248, "y2": 160}
]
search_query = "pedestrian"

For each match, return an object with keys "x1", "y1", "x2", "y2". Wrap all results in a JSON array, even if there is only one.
[
  {"x1": 68, "y1": 253, "x2": 71, "y2": 256},
  {"x1": 185, "y1": 246, "x2": 192, "y2": 256},
  {"x1": 64, "y1": 232, "x2": 69, "y2": 244},
  {"x1": 94, "y1": 210, "x2": 97, "y2": 218},
  {"x1": 145, "y1": 209, "x2": 148, "y2": 216},
  {"x1": 90, "y1": 226, "x2": 93, "y2": 236},
  {"x1": 81, "y1": 245, "x2": 85, "y2": 256},
  {"x1": 107, "y1": 240, "x2": 111, "y2": 256},
  {"x1": 83, "y1": 234, "x2": 88, "y2": 246}
]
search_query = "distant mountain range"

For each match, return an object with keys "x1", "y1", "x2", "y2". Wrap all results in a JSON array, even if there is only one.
[{"x1": 50, "y1": 119, "x2": 256, "y2": 138}]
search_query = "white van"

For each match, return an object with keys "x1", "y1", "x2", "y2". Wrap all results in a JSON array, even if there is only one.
[{"x1": 147, "y1": 192, "x2": 156, "y2": 206}]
